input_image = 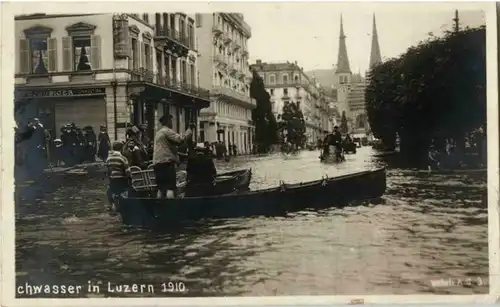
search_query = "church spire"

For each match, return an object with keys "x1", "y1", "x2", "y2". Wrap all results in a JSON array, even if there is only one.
[
  {"x1": 369, "y1": 13, "x2": 382, "y2": 69},
  {"x1": 336, "y1": 14, "x2": 352, "y2": 74}
]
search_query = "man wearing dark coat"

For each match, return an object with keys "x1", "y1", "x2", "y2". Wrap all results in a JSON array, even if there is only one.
[{"x1": 97, "y1": 125, "x2": 111, "y2": 162}]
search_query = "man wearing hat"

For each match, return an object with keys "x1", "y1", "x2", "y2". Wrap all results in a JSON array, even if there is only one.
[{"x1": 153, "y1": 114, "x2": 195, "y2": 199}]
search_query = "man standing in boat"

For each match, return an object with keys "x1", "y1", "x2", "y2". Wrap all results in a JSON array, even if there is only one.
[{"x1": 153, "y1": 114, "x2": 195, "y2": 199}]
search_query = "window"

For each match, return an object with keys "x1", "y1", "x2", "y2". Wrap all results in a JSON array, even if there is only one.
[
  {"x1": 190, "y1": 64, "x2": 196, "y2": 86},
  {"x1": 30, "y1": 37, "x2": 49, "y2": 74},
  {"x1": 283, "y1": 74, "x2": 288, "y2": 84},
  {"x1": 144, "y1": 43, "x2": 151, "y2": 70},
  {"x1": 131, "y1": 38, "x2": 138, "y2": 69},
  {"x1": 284, "y1": 88, "x2": 288, "y2": 95},
  {"x1": 73, "y1": 36, "x2": 92, "y2": 71},
  {"x1": 188, "y1": 23, "x2": 194, "y2": 48},
  {"x1": 269, "y1": 74, "x2": 276, "y2": 84},
  {"x1": 294, "y1": 75, "x2": 299, "y2": 82},
  {"x1": 171, "y1": 57, "x2": 177, "y2": 82},
  {"x1": 142, "y1": 14, "x2": 149, "y2": 23},
  {"x1": 270, "y1": 89, "x2": 274, "y2": 96},
  {"x1": 180, "y1": 18, "x2": 185, "y2": 38}
]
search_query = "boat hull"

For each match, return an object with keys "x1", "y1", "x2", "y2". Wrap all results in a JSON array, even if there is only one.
[
  {"x1": 183, "y1": 168, "x2": 252, "y2": 196},
  {"x1": 116, "y1": 168, "x2": 386, "y2": 228}
]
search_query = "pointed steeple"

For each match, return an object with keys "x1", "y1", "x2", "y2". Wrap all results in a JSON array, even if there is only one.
[
  {"x1": 369, "y1": 13, "x2": 382, "y2": 69},
  {"x1": 336, "y1": 14, "x2": 352, "y2": 74}
]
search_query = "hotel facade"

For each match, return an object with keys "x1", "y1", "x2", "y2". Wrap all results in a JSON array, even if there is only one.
[
  {"x1": 196, "y1": 13, "x2": 255, "y2": 154},
  {"x1": 250, "y1": 60, "x2": 329, "y2": 143},
  {"x1": 14, "y1": 13, "x2": 210, "y2": 142}
]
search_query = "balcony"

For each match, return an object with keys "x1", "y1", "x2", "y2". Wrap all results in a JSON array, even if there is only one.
[
  {"x1": 212, "y1": 23, "x2": 223, "y2": 36},
  {"x1": 212, "y1": 85, "x2": 256, "y2": 109},
  {"x1": 231, "y1": 41, "x2": 241, "y2": 51},
  {"x1": 237, "y1": 71, "x2": 246, "y2": 81},
  {"x1": 154, "y1": 27, "x2": 191, "y2": 57},
  {"x1": 131, "y1": 68, "x2": 210, "y2": 100},
  {"x1": 229, "y1": 64, "x2": 238, "y2": 76},
  {"x1": 241, "y1": 48, "x2": 249, "y2": 57},
  {"x1": 223, "y1": 35, "x2": 232, "y2": 45},
  {"x1": 214, "y1": 54, "x2": 228, "y2": 70}
]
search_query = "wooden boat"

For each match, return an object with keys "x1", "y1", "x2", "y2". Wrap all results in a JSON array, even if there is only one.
[
  {"x1": 183, "y1": 168, "x2": 252, "y2": 197},
  {"x1": 116, "y1": 168, "x2": 386, "y2": 227},
  {"x1": 128, "y1": 167, "x2": 251, "y2": 195},
  {"x1": 399, "y1": 168, "x2": 486, "y2": 175}
]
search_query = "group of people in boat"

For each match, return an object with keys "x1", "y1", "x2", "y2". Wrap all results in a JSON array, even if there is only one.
[
  {"x1": 318, "y1": 126, "x2": 358, "y2": 161},
  {"x1": 106, "y1": 114, "x2": 218, "y2": 200},
  {"x1": 427, "y1": 125, "x2": 486, "y2": 170}
]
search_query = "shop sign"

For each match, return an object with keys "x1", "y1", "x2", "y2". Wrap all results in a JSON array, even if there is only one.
[{"x1": 18, "y1": 88, "x2": 106, "y2": 98}]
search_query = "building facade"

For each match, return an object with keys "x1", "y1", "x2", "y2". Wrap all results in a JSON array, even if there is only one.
[
  {"x1": 14, "y1": 13, "x2": 210, "y2": 142},
  {"x1": 196, "y1": 13, "x2": 255, "y2": 154},
  {"x1": 250, "y1": 60, "x2": 329, "y2": 143}
]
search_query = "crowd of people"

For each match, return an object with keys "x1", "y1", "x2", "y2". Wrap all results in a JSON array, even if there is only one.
[
  {"x1": 15, "y1": 119, "x2": 113, "y2": 175},
  {"x1": 427, "y1": 126, "x2": 486, "y2": 170}
]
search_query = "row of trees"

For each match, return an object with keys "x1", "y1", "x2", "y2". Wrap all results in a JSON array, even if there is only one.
[{"x1": 365, "y1": 26, "x2": 486, "y2": 165}]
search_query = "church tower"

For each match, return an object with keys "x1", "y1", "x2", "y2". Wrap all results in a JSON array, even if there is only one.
[
  {"x1": 369, "y1": 13, "x2": 382, "y2": 69},
  {"x1": 335, "y1": 14, "x2": 352, "y2": 86}
]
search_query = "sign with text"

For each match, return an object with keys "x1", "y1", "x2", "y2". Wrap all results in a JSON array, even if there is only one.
[{"x1": 18, "y1": 88, "x2": 106, "y2": 99}]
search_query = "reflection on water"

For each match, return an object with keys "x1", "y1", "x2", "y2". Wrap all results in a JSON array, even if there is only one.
[{"x1": 15, "y1": 148, "x2": 488, "y2": 297}]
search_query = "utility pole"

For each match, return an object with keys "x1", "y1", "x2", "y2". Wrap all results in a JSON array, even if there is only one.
[{"x1": 453, "y1": 9, "x2": 460, "y2": 32}]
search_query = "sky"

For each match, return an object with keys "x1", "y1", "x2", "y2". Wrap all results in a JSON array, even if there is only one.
[{"x1": 243, "y1": 2, "x2": 486, "y2": 74}]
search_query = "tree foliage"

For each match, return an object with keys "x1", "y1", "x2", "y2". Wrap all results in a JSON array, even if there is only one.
[
  {"x1": 340, "y1": 111, "x2": 348, "y2": 134},
  {"x1": 279, "y1": 102, "x2": 306, "y2": 147},
  {"x1": 365, "y1": 26, "x2": 486, "y2": 163},
  {"x1": 250, "y1": 70, "x2": 278, "y2": 153}
]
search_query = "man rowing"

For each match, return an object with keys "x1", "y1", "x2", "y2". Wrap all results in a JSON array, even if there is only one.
[{"x1": 152, "y1": 114, "x2": 195, "y2": 199}]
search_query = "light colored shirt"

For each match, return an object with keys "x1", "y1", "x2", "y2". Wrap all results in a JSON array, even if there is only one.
[{"x1": 153, "y1": 126, "x2": 192, "y2": 165}]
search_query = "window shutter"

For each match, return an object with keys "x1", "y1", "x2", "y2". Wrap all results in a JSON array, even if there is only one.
[
  {"x1": 141, "y1": 41, "x2": 146, "y2": 69},
  {"x1": 62, "y1": 36, "x2": 73, "y2": 71},
  {"x1": 19, "y1": 39, "x2": 30, "y2": 74},
  {"x1": 90, "y1": 35, "x2": 101, "y2": 70},
  {"x1": 47, "y1": 38, "x2": 57, "y2": 72}
]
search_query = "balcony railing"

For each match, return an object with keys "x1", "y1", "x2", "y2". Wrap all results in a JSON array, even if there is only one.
[
  {"x1": 212, "y1": 85, "x2": 255, "y2": 107},
  {"x1": 223, "y1": 35, "x2": 232, "y2": 45},
  {"x1": 229, "y1": 64, "x2": 238, "y2": 76},
  {"x1": 155, "y1": 27, "x2": 194, "y2": 49},
  {"x1": 212, "y1": 23, "x2": 223, "y2": 35},
  {"x1": 131, "y1": 68, "x2": 210, "y2": 99},
  {"x1": 231, "y1": 41, "x2": 241, "y2": 51}
]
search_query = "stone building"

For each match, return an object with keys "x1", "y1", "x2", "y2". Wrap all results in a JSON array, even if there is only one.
[
  {"x1": 14, "y1": 13, "x2": 210, "y2": 141},
  {"x1": 250, "y1": 60, "x2": 329, "y2": 143},
  {"x1": 196, "y1": 13, "x2": 255, "y2": 154}
]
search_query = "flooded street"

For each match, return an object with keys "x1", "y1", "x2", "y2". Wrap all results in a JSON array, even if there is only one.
[{"x1": 15, "y1": 147, "x2": 488, "y2": 297}]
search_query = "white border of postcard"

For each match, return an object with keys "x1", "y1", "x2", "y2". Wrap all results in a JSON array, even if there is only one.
[{"x1": 1, "y1": 1, "x2": 499, "y2": 306}]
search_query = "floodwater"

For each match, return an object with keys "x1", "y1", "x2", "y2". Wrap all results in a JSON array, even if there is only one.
[{"x1": 15, "y1": 147, "x2": 488, "y2": 297}]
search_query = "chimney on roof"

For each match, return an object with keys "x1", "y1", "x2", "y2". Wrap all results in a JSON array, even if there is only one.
[{"x1": 256, "y1": 59, "x2": 262, "y2": 65}]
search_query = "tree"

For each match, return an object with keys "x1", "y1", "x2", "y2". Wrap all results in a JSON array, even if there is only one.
[
  {"x1": 340, "y1": 111, "x2": 348, "y2": 134},
  {"x1": 280, "y1": 102, "x2": 306, "y2": 147},
  {"x1": 365, "y1": 26, "x2": 486, "y2": 165},
  {"x1": 250, "y1": 70, "x2": 278, "y2": 153}
]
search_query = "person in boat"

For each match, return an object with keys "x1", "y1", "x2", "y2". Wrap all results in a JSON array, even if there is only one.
[
  {"x1": 106, "y1": 141, "x2": 131, "y2": 200},
  {"x1": 152, "y1": 114, "x2": 195, "y2": 199},
  {"x1": 427, "y1": 144, "x2": 441, "y2": 171},
  {"x1": 123, "y1": 126, "x2": 149, "y2": 168},
  {"x1": 186, "y1": 143, "x2": 217, "y2": 185},
  {"x1": 331, "y1": 126, "x2": 344, "y2": 161},
  {"x1": 97, "y1": 125, "x2": 111, "y2": 162}
]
